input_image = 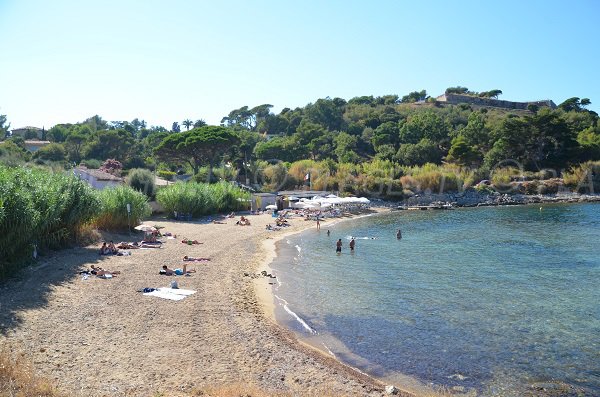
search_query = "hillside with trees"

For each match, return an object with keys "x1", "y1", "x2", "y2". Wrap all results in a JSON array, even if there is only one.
[{"x1": 1, "y1": 87, "x2": 599, "y2": 197}]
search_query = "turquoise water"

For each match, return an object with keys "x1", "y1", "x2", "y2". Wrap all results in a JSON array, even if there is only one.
[{"x1": 270, "y1": 203, "x2": 600, "y2": 396}]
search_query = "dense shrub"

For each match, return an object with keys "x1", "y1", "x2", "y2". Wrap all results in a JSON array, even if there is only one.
[
  {"x1": 127, "y1": 168, "x2": 156, "y2": 198},
  {"x1": 156, "y1": 181, "x2": 250, "y2": 218},
  {"x1": 94, "y1": 185, "x2": 152, "y2": 230},
  {"x1": 0, "y1": 166, "x2": 100, "y2": 277},
  {"x1": 158, "y1": 170, "x2": 176, "y2": 181},
  {"x1": 80, "y1": 158, "x2": 102, "y2": 169},
  {"x1": 563, "y1": 161, "x2": 600, "y2": 193}
]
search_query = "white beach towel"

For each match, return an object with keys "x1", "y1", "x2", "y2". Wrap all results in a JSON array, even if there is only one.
[{"x1": 143, "y1": 287, "x2": 196, "y2": 301}]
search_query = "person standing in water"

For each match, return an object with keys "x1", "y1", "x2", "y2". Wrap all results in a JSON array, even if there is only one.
[
  {"x1": 316, "y1": 216, "x2": 321, "y2": 230},
  {"x1": 336, "y1": 238, "x2": 342, "y2": 253},
  {"x1": 327, "y1": 230, "x2": 330, "y2": 236},
  {"x1": 349, "y1": 237, "x2": 356, "y2": 251},
  {"x1": 396, "y1": 229, "x2": 402, "y2": 239}
]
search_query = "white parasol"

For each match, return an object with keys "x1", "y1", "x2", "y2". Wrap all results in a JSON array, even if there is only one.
[{"x1": 134, "y1": 224, "x2": 157, "y2": 232}]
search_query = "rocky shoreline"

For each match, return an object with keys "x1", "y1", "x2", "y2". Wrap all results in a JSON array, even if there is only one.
[{"x1": 376, "y1": 190, "x2": 600, "y2": 209}]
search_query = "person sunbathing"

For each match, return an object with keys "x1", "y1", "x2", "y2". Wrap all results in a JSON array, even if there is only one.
[
  {"x1": 161, "y1": 264, "x2": 196, "y2": 276},
  {"x1": 236, "y1": 216, "x2": 251, "y2": 226},
  {"x1": 117, "y1": 242, "x2": 139, "y2": 249},
  {"x1": 227, "y1": 212, "x2": 235, "y2": 218},
  {"x1": 183, "y1": 256, "x2": 210, "y2": 262},
  {"x1": 212, "y1": 219, "x2": 225, "y2": 224},
  {"x1": 90, "y1": 265, "x2": 120, "y2": 277},
  {"x1": 181, "y1": 238, "x2": 201, "y2": 245},
  {"x1": 140, "y1": 242, "x2": 162, "y2": 248}
]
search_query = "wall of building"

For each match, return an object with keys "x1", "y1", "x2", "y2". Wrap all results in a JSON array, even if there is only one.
[{"x1": 436, "y1": 94, "x2": 556, "y2": 110}]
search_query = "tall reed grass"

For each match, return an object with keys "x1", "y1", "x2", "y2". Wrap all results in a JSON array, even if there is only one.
[
  {"x1": 156, "y1": 181, "x2": 250, "y2": 218},
  {"x1": 0, "y1": 166, "x2": 100, "y2": 277},
  {"x1": 94, "y1": 185, "x2": 152, "y2": 230}
]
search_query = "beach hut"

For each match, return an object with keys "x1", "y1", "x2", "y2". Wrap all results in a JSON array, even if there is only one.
[{"x1": 251, "y1": 193, "x2": 277, "y2": 211}]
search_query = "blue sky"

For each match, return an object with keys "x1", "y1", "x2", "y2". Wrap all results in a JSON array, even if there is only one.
[{"x1": 0, "y1": 0, "x2": 598, "y2": 130}]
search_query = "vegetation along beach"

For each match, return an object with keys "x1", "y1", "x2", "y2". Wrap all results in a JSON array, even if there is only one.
[{"x1": 2, "y1": 1, "x2": 600, "y2": 396}]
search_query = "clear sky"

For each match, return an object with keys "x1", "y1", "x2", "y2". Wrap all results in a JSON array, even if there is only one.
[{"x1": 1, "y1": 0, "x2": 599, "y2": 130}]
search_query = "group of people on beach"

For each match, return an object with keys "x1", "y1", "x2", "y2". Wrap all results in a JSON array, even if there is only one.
[{"x1": 99, "y1": 241, "x2": 118, "y2": 255}]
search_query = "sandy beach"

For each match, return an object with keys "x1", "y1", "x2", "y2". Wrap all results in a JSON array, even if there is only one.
[{"x1": 0, "y1": 211, "x2": 405, "y2": 397}]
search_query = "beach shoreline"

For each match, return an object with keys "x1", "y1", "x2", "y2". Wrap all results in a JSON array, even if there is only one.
[{"x1": 0, "y1": 209, "x2": 406, "y2": 397}]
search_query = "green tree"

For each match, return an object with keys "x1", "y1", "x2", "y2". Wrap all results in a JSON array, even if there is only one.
[
  {"x1": 47, "y1": 125, "x2": 69, "y2": 142},
  {"x1": 395, "y1": 139, "x2": 442, "y2": 166},
  {"x1": 399, "y1": 111, "x2": 447, "y2": 144},
  {"x1": 445, "y1": 86, "x2": 470, "y2": 95},
  {"x1": 305, "y1": 97, "x2": 345, "y2": 131},
  {"x1": 33, "y1": 142, "x2": 66, "y2": 162},
  {"x1": 254, "y1": 136, "x2": 306, "y2": 163},
  {"x1": 0, "y1": 114, "x2": 10, "y2": 140},
  {"x1": 83, "y1": 129, "x2": 135, "y2": 162},
  {"x1": 372, "y1": 121, "x2": 399, "y2": 149},
  {"x1": 446, "y1": 135, "x2": 480, "y2": 165},
  {"x1": 401, "y1": 90, "x2": 427, "y2": 103},
  {"x1": 193, "y1": 119, "x2": 207, "y2": 128},
  {"x1": 334, "y1": 132, "x2": 361, "y2": 163},
  {"x1": 154, "y1": 126, "x2": 240, "y2": 181},
  {"x1": 65, "y1": 127, "x2": 90, "y2": 163},
  {"x1": 182, "y1": 119, "x2": 193, "y2": 131}
]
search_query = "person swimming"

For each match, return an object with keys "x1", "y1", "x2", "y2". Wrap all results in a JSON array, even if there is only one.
[{"x1": 396, "y1": 229, "x2": 402, "y2": 239}]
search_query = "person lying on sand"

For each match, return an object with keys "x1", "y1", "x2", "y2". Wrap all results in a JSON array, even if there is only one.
[
  {"x1": 90, "y1": 265, "x2": 120, "y2": 277},
  {"x1": 212, "y1": 220, "x2": 226, "y2": 224},
  {"x1": 227, "y1": 212, "x2": 235, "y2": 218},
  {"x1": 236, "y1": 216, "x2": 251, "y2": 226},
  {"x1": 117, "y1": 242, "x2": 139, "y2": 249},
  {"x1": 140, "y1": 242, "x2": 162, "y2": 248},
  {"x1": 183, "y1": 256, "x2": 211, "y2": 262},
  {"x1": 181, "y1": 238, "x2": 202, "y2": 245},
  {"x1": 161, "y1": 264, "x2": 196, "y2": 276}
]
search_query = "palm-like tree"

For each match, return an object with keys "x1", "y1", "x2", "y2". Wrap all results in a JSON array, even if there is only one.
[
  {"x1": 182, "y1": 119, "x2": 193, "y2": 131},
  {"x1": 194, "y1": 119, "x2": 207, "y2": 128}
]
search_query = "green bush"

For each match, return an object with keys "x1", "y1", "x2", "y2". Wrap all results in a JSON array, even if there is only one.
[
  {"x1": 94, "y1": 185, "x2": 152, "y2": 230},
  {"x1": 156, "y1": 181, "x2": 250, "y2": 218},
  {"x1": 158, "y1": 170, "x2": 176, "y2": 181},
  {"x1": 127, "y1": 168, "x2": 156, "y2": 198},
  {"x1": 563, "y1": 161, "x2": 600, "y2": 193},
  {"x1": 80, "y1": 158, "x2": 102, "y2": 169},
  {"x1": 0, "y1": 166, "x2": 100, "y2": 277}
]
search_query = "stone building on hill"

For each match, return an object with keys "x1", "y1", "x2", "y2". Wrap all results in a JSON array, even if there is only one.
[
  {"x1": 435, "y1": 93, "x2": 556, "y2": 111},
  {"x1": 11, "y1": 126, "x2": 45, "y2": 139}
]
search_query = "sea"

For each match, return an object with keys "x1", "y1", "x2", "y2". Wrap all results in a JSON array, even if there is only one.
[{"x1": 269, "y1": 203, "x2": 600, "y2": 396}]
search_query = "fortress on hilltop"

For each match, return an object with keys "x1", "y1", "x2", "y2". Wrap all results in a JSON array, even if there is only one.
[{"x1": 435, "y1": 93, "x2": 556, "y2": 111}]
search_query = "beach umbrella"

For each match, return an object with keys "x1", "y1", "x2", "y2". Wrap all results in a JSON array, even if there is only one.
[
  {"x1": 265, "y1": 204, "x2": 277, "y2": 210},
  {"x1": 134, "y1": 224, "x2": 157, "y2": 232},
  {"x1": 325, "y1": 194, "x2": 339, "y2": 198},
  {"x1": 286, "y1": 196, "x2": 299, "y2": 201}
]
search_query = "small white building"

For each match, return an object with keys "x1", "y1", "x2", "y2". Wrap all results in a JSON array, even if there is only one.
[
  {"x1": 72, "y1": 166, "x2": 123, "y2": 190},
  {"x1": 251, "y1": 193, "x2": 277, "y2": 211}
]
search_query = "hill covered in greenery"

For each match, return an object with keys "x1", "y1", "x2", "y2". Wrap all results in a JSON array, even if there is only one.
[{"x1": 1, "y1": 88, "x2": 599, "y2": 196}]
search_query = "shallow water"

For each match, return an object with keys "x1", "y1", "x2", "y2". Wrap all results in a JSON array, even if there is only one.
[{"x1": 270, "y1": 204, "x2": 600, "y2": 396}]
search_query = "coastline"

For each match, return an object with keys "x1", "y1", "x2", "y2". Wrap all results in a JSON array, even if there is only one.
[
  {"x1": 388, "y1": 190, "x2": 600, "y2": 209},
  {"x1": 252, "y1": 208, "x2": 431, "y2": 397},
  {"x1": 0, "y1": 210, "x2": 397, "y2": 397}
]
